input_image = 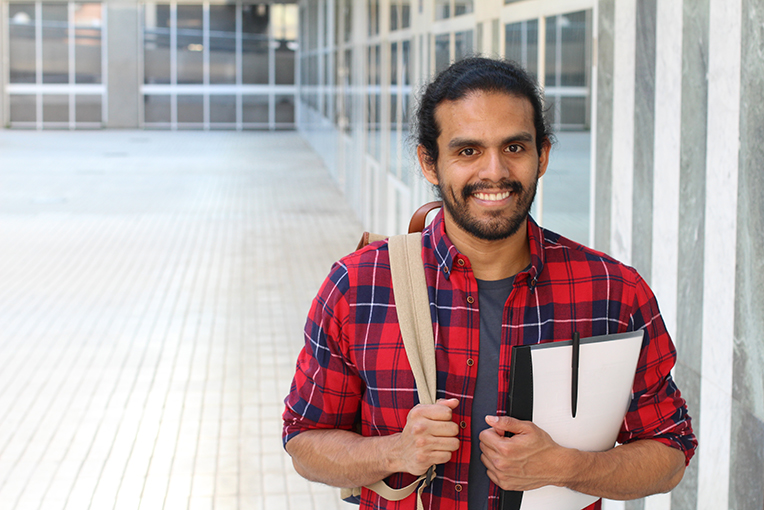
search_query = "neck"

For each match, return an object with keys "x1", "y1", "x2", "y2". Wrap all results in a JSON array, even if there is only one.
[{"x1": 443, "y1": 213, "x2": 531, "y2": 281}]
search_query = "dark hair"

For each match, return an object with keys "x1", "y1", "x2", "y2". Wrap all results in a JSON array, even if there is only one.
[{"x1": 415, "y1": 57, "x2": 553, "y2": 166}]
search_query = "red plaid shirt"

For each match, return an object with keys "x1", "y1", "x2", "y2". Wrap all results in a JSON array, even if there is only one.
[{"x1": 283, "y1": 211, "x2": 696, "y2": 509}]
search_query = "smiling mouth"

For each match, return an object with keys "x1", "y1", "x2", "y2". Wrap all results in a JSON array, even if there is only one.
[{"x1": 473, "y1": 191, "x2": 511, "y2": 202}]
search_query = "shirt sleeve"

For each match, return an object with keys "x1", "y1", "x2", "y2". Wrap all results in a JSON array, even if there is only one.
[
  {"x1": 282, "y1": 261, "x2": 364, "y2": 448},
  {"x1": 618, "y1": 273, "x2": 698, "y2": 465}
]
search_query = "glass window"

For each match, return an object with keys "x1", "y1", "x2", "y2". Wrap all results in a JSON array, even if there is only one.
[
  {"x1": 242, "y1": 4, "x2": 270, "y2": 84},
  {"x1": 177, "y1": 94, "x2": 204, "y2": 124},
  {"x1": 505, "y1": 19, "x2": 539, "y2": 78},
  {"x1": 275, "y1": 95, "x2": 295, "y2": 124},
  {"x1": 209, "y1": 5, "x2": 237, "y2": 84},
  {"x1": 74, "y1": 4, "x2": 103, "y2": 84},
  {"x1": 210, "y1": 95, "x2": 237, "y2": 124},
  {"x1": 401, "y1": 0, "x2": 410, "y2": 28},
  {"x1": 9, "y1": 4, "x2": 36, "y2": 84},
  {"x1": 10, "y1": 95, "x2": 36, "y2": 123},
  {"x1": 144, "y1": 4, "x2": 171, "y2": 84},
  {"x1": 454, "y1": 30, "x2": 473, "y2": 61},
  {"x1": 434, "y1": 33, "x2": 450, "y2": 74},
  {"x1": 390, "y1": 2, "x2": 398, "y2": 31},
  {"x1": 177, "y1": 5, "x2": 203, "y2": 85},
  {"x1": 560, "y1": 11, "x2": 588, "y2": 87},
  {"x1": 42, "y1": 4, "x2": 69, "y2": 84},
  {"x1": 368, "y1": 0, "x2": 379, "y2": 36},
  {"x1": 454, "y1": 0, "x2": 473, "y2": 16},
  {"x1": 242, "y1": 95, "x2": 269, "y2": 124},
  {"x1": 76, "y1": 95, "x2": 102, "y2": 123},
  {"x1": 43, "y1": 94, "x2": 69, "y2": 123},
  {"x1": 434, "y1": 0, "x2": 449, "y2": 20},
  {"x1": 144, "y1": 95, "x2": 171, "y2": 123}
]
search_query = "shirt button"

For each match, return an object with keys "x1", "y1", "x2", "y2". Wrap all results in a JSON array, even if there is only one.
[
  {"x1": 466, "y1": 296, "x2": 474, "y2": 304},
  {"x1": 443, "y1": 266, "x2": 449, "y2": 274},
  {"x1": 466, "y1": 358, "x2": 474, "y2": 367},
  {"x1": 455, "y1": 484, "x2": 463, "y2": 492},
  {"x1": 457, "y1": 258, "x2": 465, "y2": 266},
  {"x1": 460, "y1": 421, "x2": 467, "y2": 429}
]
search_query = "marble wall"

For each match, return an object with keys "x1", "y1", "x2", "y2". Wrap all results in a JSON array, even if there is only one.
[{"x1": 596, "y1": 0, "x2": 763, "y2": 508}]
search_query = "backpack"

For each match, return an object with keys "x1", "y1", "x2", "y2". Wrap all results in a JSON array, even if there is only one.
[{"x1": 341, "y1": 202, "x2": 442, "y2": 509}]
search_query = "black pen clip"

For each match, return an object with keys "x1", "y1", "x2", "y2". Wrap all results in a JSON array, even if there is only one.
[{"x1": 571, "y1": 331, "x2": 580, "y2": 418}]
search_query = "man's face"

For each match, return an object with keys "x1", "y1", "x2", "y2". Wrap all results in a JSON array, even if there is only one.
[{"x1": 418, "y1": 91, "x2": 550, "y2": 241}]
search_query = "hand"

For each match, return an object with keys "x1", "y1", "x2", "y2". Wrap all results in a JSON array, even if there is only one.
[
  {"x1": 479, "y1": 415, "x2": 567, "y2": 491},
  {"x1": 392, "y1": 398, "x2": 461, "y2": 476}
]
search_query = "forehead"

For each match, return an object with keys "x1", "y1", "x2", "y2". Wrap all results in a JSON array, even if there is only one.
[{"x1": 434, "y1": 91, "x2": 536, "y2": 143}]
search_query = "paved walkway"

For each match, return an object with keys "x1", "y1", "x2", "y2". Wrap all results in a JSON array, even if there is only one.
[{"x1": 0, "y1": 130, "x2": 361, "y2": 510}]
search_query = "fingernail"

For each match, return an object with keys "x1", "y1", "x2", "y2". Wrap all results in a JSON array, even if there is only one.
[{"x1": 487, "y1": 416, "x2": 498, "y2": 423}]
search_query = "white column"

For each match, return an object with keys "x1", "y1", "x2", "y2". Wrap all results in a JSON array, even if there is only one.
[
  {"x1": 651, "y1": 0, "x2": 683, "y2": 342},
  {"x1": 698, "y1": 0, "x2": 742, "y2": 507},
  {"x1": 609, "y1": 0, "x2": 636, "y2": 265}
]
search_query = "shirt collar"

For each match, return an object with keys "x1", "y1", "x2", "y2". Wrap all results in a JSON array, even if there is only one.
[{"x1": 422, "y1": 208, "x2": 546, "y2": 284}]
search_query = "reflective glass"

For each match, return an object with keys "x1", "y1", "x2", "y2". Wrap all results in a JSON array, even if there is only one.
[
  {"x1": 390, "y1": 2, "x2": 398, "y2": 31},
  {"x1": 144, "y1": 95, "x2": 171, "y2": 123},
  {"x1": 505, "y1": 20, "x2": 538, "y2": 78},
  {"x1": 401, "y1": 0, "x2": 410, "y2": 28},
  {"x1": 454, "y1": 0, "x2": 473, "y2": 16},
  {"x1": 144, "y1": 4, "x2": 171, "y2": 84},
  {"x1": 434, "y1": 33, "x2": 450, "y2": 74},
  {"x1": 559, "y1": 96, "x2": 587, "y2": 127},
  {"x1": 242, "y1": 4, "x2": 269, "y2": 84},
  {"x1": 560, "y1": 11, "x2": 588, "y2": 87},
  {"x1": 242, "y1": 95, "x2": 269, "y2": 124},
  {"x1": 43, "y1": 94, "x2": 69, "y2": 123},
  {"x1": 9, "y1": 4, "x2": 36, "y2": 84},
  {"x1": 10, "y1": 95, "x2": 36, "y2": 123},
  {"x1": 343, "y1": 1, "x2": 352, "y2": 42},
  {"x1": 454, "y1": 30, "x2": 474, "y2": 62},
  {"x1": 76, "y1": 94, "x2": 102, "y2": 122},
  {"x1": 275, "y1": 95, "x2": 295, "y2": 124},
  {"x1": 545, "y1": 16, "x2": 557, "y2": 87},
  {"x1": 368, "y1": 0, "x2": 379, "y2": 36},
  {"x1": 434, "y1": 0, "x2": 449, "y2": 20},
  {"x1": 177, "y1": 5, "x2": 203, "y2": 84},
  {"x1": 42, "y1": 4, "x2": 69, "y2": 84},
  {"x1": 177, "y1": 94, "x2": 203, "y2": 124},
  {"x1": 274, "y1": 4, "x2": 297, "y2": 85},
  {"x1": 209, "y1": 5, "x2": 237, "y2": 84},
  {"x1": 74, "y1": 4, "x2": 102, "y2": 84},
  {"x1": 210, "y1": 95, "x2": 237, "y2": 123}
]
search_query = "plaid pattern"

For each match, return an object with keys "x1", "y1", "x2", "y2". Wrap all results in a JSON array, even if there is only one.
[{"x1": 283, "y1": 210, "x2": 696, "y2": 510}]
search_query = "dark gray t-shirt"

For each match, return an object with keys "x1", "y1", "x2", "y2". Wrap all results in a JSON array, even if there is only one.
[{"x1": 468, "y1": 276, "x2": 516, "y2": 510}]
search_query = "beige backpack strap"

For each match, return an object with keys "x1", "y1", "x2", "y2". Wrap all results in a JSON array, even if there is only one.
[{"x1": 358, "y1": 233, "x2": 437, "y2": 508}]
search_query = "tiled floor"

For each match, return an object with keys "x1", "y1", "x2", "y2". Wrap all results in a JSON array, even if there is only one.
[{"x1": 0, "y1": 131, "x2": 361, "y2": 510}]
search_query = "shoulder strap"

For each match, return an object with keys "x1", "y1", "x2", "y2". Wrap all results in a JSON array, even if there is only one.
[{"x1": 362, "y1": 233, "x2": 437, "y2": 509}]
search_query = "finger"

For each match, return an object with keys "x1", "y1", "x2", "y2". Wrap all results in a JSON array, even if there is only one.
[
  {"x1": 435, "y1": 398, "x2": 460, "y2": 409},
  {"x1": 485, "y1": 415, "x2": 529, "y2": 434}
]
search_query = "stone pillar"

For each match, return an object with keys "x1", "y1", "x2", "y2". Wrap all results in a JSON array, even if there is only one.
[{"x1": 106, "y1": 0, "x2": 141, "y2": 128}]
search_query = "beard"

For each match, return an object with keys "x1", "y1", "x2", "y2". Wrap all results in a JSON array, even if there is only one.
[{"x1": 436, "y1": 171, "x2": 539, "y2": 241}]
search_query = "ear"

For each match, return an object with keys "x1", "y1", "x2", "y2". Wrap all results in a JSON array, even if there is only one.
[
  {"x1": 417, "y1": 145, "x2": 439, "y2": 186},
  {"x1": 537, "y1": 138, "x2": 551, "y2": 179}
]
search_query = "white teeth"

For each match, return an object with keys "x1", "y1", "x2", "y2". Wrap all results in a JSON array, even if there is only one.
[{"x1": 474, "y1": 191, "x2": 510, "y2": 201}]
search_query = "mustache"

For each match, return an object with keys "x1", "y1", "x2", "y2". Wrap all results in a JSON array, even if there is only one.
[{"x1": 461, "y1": 180, "x2": 524, "y2": 201}]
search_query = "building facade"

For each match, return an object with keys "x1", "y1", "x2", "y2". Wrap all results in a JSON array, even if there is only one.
[
  {"x1": 0, "y1": 0, "x2": 299, "y2": 129},
  {"x1": 1, "y1": 0, "x2": 762, "y2": 509},
  {"x1": 296, "y1": 1, "x2": 764, "y2": 510}
]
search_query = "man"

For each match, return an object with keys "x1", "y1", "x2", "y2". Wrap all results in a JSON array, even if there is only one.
[{"x1": 282, "y1": 57, "x2": 696, "y2": 510}]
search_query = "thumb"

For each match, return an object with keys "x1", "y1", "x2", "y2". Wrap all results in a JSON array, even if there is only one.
[
  {"x1": 436, "y1": 398, "x2": 460, "y2": 409},
  {"x1": 485, "y1": 415, "x2": 527, "y2": 434}
]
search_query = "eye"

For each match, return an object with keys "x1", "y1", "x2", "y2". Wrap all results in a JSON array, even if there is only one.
[
  {"x1": 459, "y1": 147, "x2": 477, "y2": 157},
  {"x1": 505, "y1": 144, "x2": 523, "y2": 153}
]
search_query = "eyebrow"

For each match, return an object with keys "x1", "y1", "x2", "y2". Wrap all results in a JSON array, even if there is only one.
[{"x1": 447, "y1": 132, "x2": 535, "y2": 149}]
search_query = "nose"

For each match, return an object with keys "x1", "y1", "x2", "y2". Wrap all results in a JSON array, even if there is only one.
[{"x1": 477, "y1": 149, "x2": 510, "y2": 182}]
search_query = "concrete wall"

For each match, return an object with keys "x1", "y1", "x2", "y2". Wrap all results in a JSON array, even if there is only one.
[
  {"x1": 594, "y1": 0, "x2": 764, "y2": 509},
  {"x1": 106, "y1": 0, "x2": 141, "y2": 128}
]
